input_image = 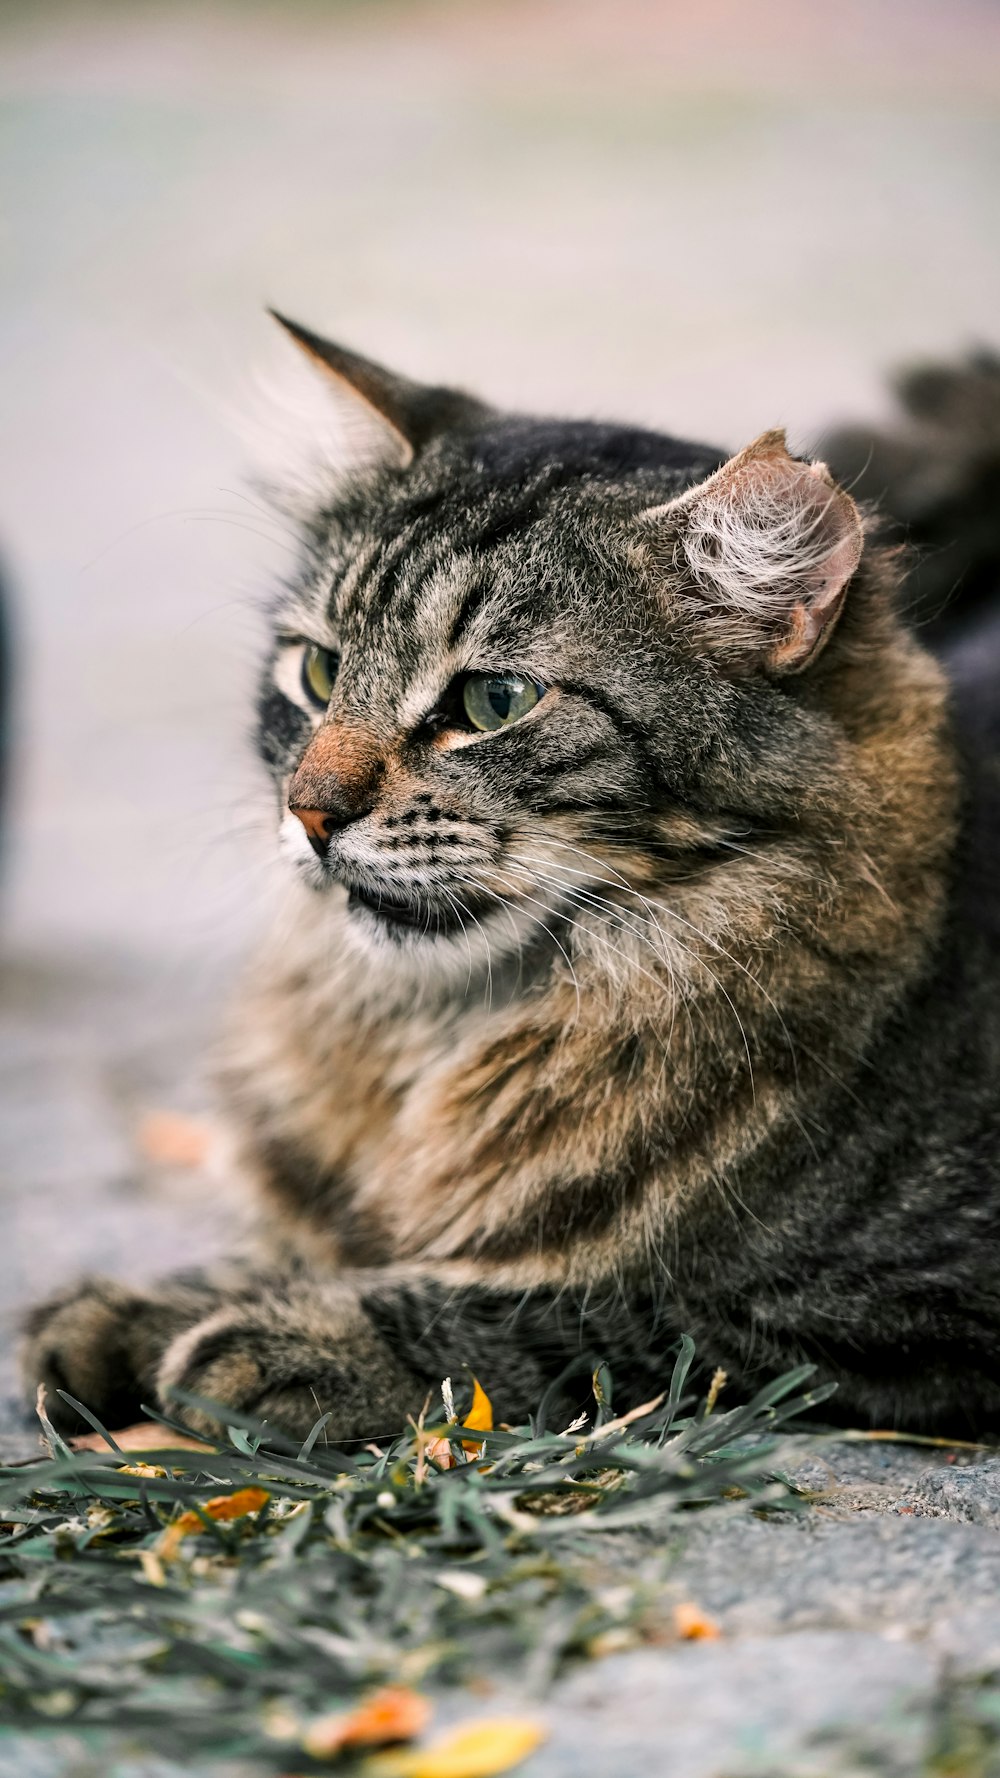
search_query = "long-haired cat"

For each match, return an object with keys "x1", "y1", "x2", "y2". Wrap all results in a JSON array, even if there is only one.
[{"x1": 22, "y1": 325, "x2": 1000, "y2": 1440}]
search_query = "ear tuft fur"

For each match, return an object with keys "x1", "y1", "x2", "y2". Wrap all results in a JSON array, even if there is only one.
[
  {"x1": 268, "y1": 311, "x2": 418, "y2": 469},
  {"x1": 268, "y1": 310, "x2": 487, "y2": 470},
  {"x1": 644, "y1": 432, "x2": 864, "y2": 672}
]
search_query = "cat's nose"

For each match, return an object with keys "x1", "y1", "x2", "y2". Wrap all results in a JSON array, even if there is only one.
[
  {"x1": 288, "y1": 720, "x2": 384, "y2": 856},
  {"x1": 289, "y1": 777, "x2": 377, "y2": 855},
  {"x1": 291, "y1": 806, "x2": 339, "y2": 858}
]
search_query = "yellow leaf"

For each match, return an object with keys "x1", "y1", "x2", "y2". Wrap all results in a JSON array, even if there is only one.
[
  {"x1": 303, "y1": 1686, "x2": 430, "y2": 1758},
  {"x1": 158, "y1": 1486, "x2": 270, "y2": 1560},
  {"x1": 369, "y1": 1717, "x2": 545, "y2": 1777},
  {"x1": 200, "y1": 1486, "x2": 271, "y2": 1524},
  {"x1": 461, "y1": 1378, "x2": 493, "y2": 1456},
  {"x1": 674, "y1": 1601, "x2": 721, "y2": 1641},
  {"x1": 138, "y1": 1549, "x2": 167, "y2": 1588},
  {"x1": 464, "y1": 1379, "x2": 494, "y2": 1433}
]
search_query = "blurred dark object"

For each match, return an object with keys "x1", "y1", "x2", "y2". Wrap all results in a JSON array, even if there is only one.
[
  {"x1": 822, "y1": 351, "x2": 1000, "y2": 651},
  {"x1": 0, "y1": 563, "x2": 7, "y2": 854},
  {"x1": 946, "y1": 606, "x2": 1000, "y2": 753}
]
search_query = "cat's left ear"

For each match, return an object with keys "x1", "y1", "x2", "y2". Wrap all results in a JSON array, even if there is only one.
[
  {"x1": 641, "y1": 430, "x2": 864, "y2": 673},
  {"x1": 268, "y1": 311, "x2": 484, "y2": 470}
]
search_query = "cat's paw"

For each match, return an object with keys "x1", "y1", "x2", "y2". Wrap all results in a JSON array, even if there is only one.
[
  {"x1": 21, "y1": 1275, "x2": 222, "y2": 1436},
  {"x1": 156, "y1": 1300, "x2": 420, "y2": 1444},
  {"x1": 20, "y1": 1278, "x2": 153, "y2": 1434}
]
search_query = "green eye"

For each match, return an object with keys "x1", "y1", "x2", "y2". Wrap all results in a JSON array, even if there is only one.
[
  {"x1": 461, "y1": 673, "x2": 541, "y2": 733},
  {"x1": 302, "y1": 644, "x2": 338, "y2": 709}
]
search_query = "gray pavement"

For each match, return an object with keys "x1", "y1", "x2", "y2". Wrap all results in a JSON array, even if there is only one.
[{"x1": 2, "y1": 2, "x2": 1000, "y2": 1770}]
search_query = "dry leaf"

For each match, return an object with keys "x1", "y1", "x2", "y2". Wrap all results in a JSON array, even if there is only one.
[
  {"x1": 138, "y1": 1109, "x2": 213, "y2": 1168},
  {"x1": 189, "y1": 1486, "x2": 270, "y2": 1522},
  {"x1": 674, "y1": 1601, "x2": 721, "y2": 1641},
  {"x1": 424, "y1": 1435, "x2": 455, "y2": 1470},
  {"x1": 73, "y1": 1419, "x2": 215, "y2": 1455},
  {"x1": 368, "y1": 1717, "x2": 546, "y2": 1777},
  {"x1": 461, "y1": 1378, "x2": 493, "y2": 1457},
  {"x1": 158, "y1": 1486, "x2": 270, "y2": 1560},
  {"x1": 138, "y1": 1549, "x2": 167, "y2": 1588},
  {"x1": 464, "y1": 1379, "x2": 494, "y2": 1433},
  {"x1": 303, "y1": 1687, "x2": 430, "y2": 1759},
  {"x1": 585, "y1": 1626, "x2": 636, "y2": 1657}
]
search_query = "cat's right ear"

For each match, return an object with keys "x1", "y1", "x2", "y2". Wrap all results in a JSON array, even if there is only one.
[{"x1": 267, "y1": 310, "x2": 484, "y2": 473}]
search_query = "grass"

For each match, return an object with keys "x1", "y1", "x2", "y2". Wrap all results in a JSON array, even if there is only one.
[{"x1": 0, "y1": 1345, "x2": 835, "y2": 1776}]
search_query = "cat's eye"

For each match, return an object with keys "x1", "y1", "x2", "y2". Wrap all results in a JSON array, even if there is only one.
[
  {"x1": 302, "y1": 643, "x2": 339, "y2": 709},
  {"x1": 461, "y1": 673, "x2": 541, "y2": 733}
]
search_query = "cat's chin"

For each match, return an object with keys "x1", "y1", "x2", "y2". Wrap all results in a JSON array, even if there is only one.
[
  {"x1": 344, "y1": 883, "x2": 471, "y2": 941},
  {"x1": 335, "y1": 879, "x2": 556, "y2": 994}
]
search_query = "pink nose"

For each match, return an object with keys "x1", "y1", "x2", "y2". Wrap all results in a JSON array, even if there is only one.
[{"x1": 291, "y1": 806, "x2": 336, "y2": 857}]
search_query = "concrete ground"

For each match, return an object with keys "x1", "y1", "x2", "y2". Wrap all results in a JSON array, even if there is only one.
[{"x1": 2, "y1": 2, "x2": 1000, "y2": 1771}]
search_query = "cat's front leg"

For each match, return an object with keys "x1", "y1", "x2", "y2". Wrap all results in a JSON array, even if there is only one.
[{"x1": 153, "y1": 1269, "x2": 648, "y2": 1444}]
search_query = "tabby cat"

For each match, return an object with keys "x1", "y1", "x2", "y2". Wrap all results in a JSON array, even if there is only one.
[{"x1": 22, "y1": 323, "x2": 1000, "y2": 1440}]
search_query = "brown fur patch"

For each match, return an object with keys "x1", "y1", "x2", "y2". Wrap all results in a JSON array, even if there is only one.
[{"x1": 288, "y1": 721, "x2": 387, "y2": 818}]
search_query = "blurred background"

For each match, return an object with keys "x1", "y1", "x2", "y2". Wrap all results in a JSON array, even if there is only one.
[{"x1": 1, "y1": 0, "x2": 999, "y2": 1432}]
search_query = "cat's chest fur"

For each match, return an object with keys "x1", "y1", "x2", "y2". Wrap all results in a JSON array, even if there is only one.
[
  {"x1": 223, "y1": 875, "x2": 798, "y2": 1284},
  {"x1": 224, "y1": 893, "x2": 554, "y2": 1267}
]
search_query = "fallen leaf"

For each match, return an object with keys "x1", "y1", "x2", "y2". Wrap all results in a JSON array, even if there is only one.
[
  {"x1": 674, "y1": 1601, "x2": 721, "y2": 1641},
  {"x1": 73, "y1": 1420, "x2": 215, "y2": 1455},
  {"x1": 138, "y1": 1109, "x2": 213, "y2": 1168},
  {"x1": 184, "y1": 1486, "x2": 270, "y2": 1525},
  {"x1": 368, "y1": 1717, "x2": 546, "y2": 1778},
  {"x1": 138, "y1": 1549, "x2": 167, "y2": 1588},
  {"x1": 158, "y1": 1486, "x2": 270, "y2": 1559},
  {"x1": 462, "y1": 1378, "x2": 493, "y2": 1457},
  {"x1": 303, "y1": 1687, "x2": 430, "y2": 1758},
  {"x1": 585, "y1": 1626, "x2": 636, "y2": 1657},
  {"x1": 424, "y1": 1435, "x2": 455, "y2": 1470}
]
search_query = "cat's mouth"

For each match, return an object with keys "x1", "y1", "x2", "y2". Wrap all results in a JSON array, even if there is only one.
[{"x1": 345, "y1": 882, "x2": 465, "y2": 936}]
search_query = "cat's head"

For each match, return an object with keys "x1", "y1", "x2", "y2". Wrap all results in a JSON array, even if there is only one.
[{"x1": 257, "y1": 315, "x2": 886, "y2": 980}]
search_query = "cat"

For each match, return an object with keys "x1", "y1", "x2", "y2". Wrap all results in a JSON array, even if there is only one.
[{"x1": 21, "y1": 321, "x2": 1000, "y2": 1443}]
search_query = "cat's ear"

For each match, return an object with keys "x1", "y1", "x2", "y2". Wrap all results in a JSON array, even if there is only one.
[
  {"x1": 642, "y1": 430, "x2": 864, "y2": 673},
  {"x1": 268, "y1": 310, "x2": 483, "y2": 471}
]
